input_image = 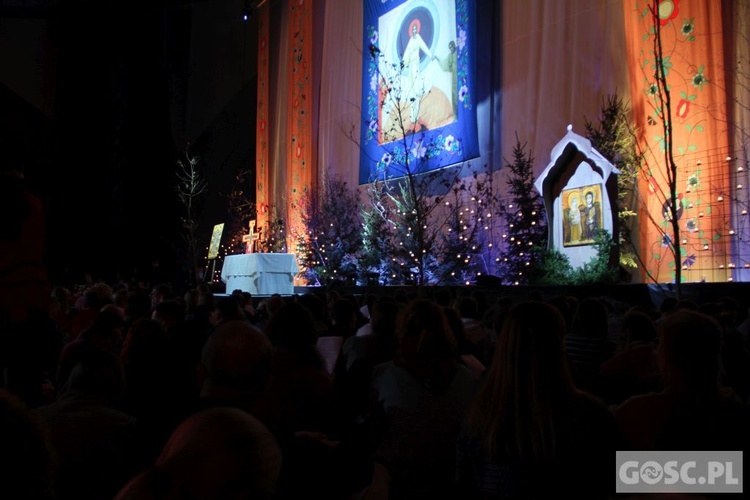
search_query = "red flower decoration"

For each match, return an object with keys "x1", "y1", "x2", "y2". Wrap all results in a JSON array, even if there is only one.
[
  {"x1": 657, "y1": 0, "x2": 680, "y2": 26},
  {"x1": 676, "y1": 99, "x2": 690, "y2": 118}
]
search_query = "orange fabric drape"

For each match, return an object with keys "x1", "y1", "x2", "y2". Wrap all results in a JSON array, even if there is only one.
[
  {"x1": 623, "y1": 0, "x2": 731, "y2": 283},
  {"x1": 256, "y1": 2, "x2": 270, "y2": 231},
  {"x1": 285, "y1": 0, "x2": 315, "y2": 259}
]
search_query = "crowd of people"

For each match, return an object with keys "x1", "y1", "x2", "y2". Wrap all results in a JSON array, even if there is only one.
[
  {"x1": 1, "y1": 275, "x2": 749, "y2": 499},
  {"x1": 2, "y1": 168, "x2": 749, "y2": 499}
]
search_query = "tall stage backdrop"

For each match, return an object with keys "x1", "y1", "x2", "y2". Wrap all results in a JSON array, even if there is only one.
[{"x1": 252, "y1": 0, "x2": 750, "y2": 285}]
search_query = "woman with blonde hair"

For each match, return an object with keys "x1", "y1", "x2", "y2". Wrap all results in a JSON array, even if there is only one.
[{"x1": 457, "y1": 302, "x2": 619, "y2": 498}]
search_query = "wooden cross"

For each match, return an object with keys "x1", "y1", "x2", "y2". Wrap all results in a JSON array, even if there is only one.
[{"x1": 241, "y1": 220, "x2": 262, "y2": 253}]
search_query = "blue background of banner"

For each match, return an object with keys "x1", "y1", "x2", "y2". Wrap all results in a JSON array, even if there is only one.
[{"x1": 359, "y1": 0, "x2": 479, "y2": 184}]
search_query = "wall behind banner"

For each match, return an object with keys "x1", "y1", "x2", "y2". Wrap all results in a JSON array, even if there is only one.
[
  {"x1": 623, "y1": 0, "x2": 734, "y2": 285},
  {"x1": 268, "y1": 0, "x2": 638, "y2": 277}
]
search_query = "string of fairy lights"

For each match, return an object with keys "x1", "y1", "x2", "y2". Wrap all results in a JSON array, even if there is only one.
[
  {"x1": 638, "y1": 145, "x2": 750, "y2": 282},
  {"x1": 198, "y1": 145, "x2": 750, "y2": 286}
]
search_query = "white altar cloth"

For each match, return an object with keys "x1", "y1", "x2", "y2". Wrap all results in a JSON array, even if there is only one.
[{"x1": 221, "y1": 253, "x2": 299, "y2": 295}]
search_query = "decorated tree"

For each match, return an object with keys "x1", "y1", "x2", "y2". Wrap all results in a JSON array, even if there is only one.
[
  {"x1": 299, "y1": 172, "x2": 362, "y2": 285},
  {"x1": 355, "y1": 36, "x2": 483, "y2": 285},
  {"x1": 497, "y1": 136, "x2": 547, "y2": 285},
  {"x1": 433, "y1": 167, "x2": 497, "y2": 284},
  {"x1": 360, "y1": 179, "x2": 399, "y2": 284}
]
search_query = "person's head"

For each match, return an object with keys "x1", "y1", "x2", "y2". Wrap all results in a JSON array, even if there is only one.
[
  {"x1": 547, "y1": 295, "x2": 573, "y2": 334},
  {"x1": 121, "y1": 318, "x2": 169, "y2": 367},
  {"x1": 216, "y1": 296, "x2": 246, "y2": 323},
  {"x1": 411, "y1": 24, "x2": 418, "y2": 36},
  {"x1": 659, "y1": 296, "x2": 679, "y2": 316},
  {"x1": 370, "y1": 298, "x2": 402, "y2": 354},
  {"x1": 116, "y1": 407, "x2": 282, "y2": 500},
  {"x1": 331, "y1": 298, "x2": 358, "y2": 332},
  {"x1": 297, "y1": 293, "x2": 326, "y2": 322},
  {"x1": 618, "y1": 310, "x2": 657, "y2": 349},
  {"x1": 657, "y1": 310, "x2": 722, "y2": 391},
  {"x1": 448, "y1": 40, "x2": 456, "y2": 52},
  {"x1": 151, "y1": 299, "x2": 186, "y2": 330},
  {"x1": 264, "y1": 301, "x2": 323, "y2": 370},
  {"x1": 396, "y1": 299, "x2": 457, "y2": 365},
  {"x1": 585, "y1": 191, "x2": 594, "y2": 205},
  {"x1": 231, "y1": 289, "x2": 246, "y2": 306},
  {"x1": 470, "y1": 302, "x2": 574, "y2": 461},
  {"x1": 60, "y1": 348, "x2": 127, "y2": 404},
  {"x1": 199, "y1": 320, "x2": 273, "y2": 402},
  {"x1": 151, "y1": 283, "x2": 173, "y2": 309},
  {"x1": 80, "y1": 309, "x2": 125, "y2": 351},
  {"x1": 569, "y1": 194, "x2": 579, "y2": 209},
  {"x1": 266, "y1": 294, "x2": 285, "y2": 317},
  {"x1": 50, "y1": 285, "x2": 72, "y2": 317}
]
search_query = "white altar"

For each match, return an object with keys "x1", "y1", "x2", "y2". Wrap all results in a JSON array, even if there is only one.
[{"x1": 221, "y1": 253, "x2": 299, "y2": 295}]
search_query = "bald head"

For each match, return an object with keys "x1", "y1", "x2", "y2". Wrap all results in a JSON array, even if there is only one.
[{"x1": 116, "y1": 407, "x2": 282, "y2": 500}]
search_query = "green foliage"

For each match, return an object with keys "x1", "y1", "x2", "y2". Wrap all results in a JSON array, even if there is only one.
[
  {"x1": 298, "y1": 173, "x2": 362, "y2": 285},
  {"x1": 572, "y1": 230, "x2": 619, "y2": 285},
  {"x1": 359, "y1": 180, "x2": 392, "y2": 276},
  {"x1": 359, "y1": 164, "x2": 495, "y2": 286},
  {"x1": 497, "y1": 136, "x2": 547, "y2": 284},
  {"x1": 535, "y1": 230, "x2": 619, "y2": 285},
  {"x1": 535, "y1": 248, "x2": 574, "y2": 286},
  {"x1": 432, "y1": 168, "x2": 493, "y2": 285},
  {"x1": 359, "y1": 41, "x2": 481, "y2": 285},
  {"x1": 584, "y1": 94, "x2": 643, "y2": 273}
]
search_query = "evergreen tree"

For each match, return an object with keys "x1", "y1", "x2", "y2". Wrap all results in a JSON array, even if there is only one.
[
  {"x1": 360, "y1": 180, "x2": 398, "y2": 283},
  {"x1": 584, "y1": 93, "x2": 642, "y2": 272},
  {"x1": 498, "y1": 137, "x2": 547, "y2": 284},
  {"x1": 299, "y1": 173, "x2": 361, "y2": 285},
  {"x1": 434, "y1": 169, "x2": 493, "y2": 284}
]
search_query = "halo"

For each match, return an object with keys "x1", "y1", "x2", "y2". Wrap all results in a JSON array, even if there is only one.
[
  {"x1": 408, "y1": 19, "x2": 421, "y2": 36},
  {"x1": 568, "y1": 191, "x2": 580, "y2": 207}
]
